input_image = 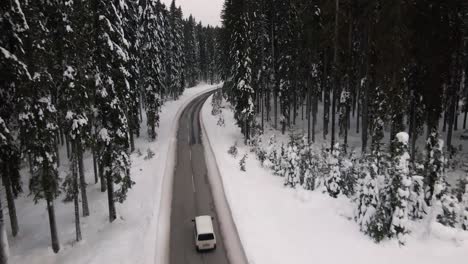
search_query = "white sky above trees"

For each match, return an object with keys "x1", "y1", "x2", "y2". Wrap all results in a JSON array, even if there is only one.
[{"x1": 161, "y1": 0, "x2": 223, "y2": 27}]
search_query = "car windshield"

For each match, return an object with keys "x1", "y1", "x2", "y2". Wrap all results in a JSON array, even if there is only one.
[{"x1": 198, "y1": 233, "x2": 214, "y2": 241}]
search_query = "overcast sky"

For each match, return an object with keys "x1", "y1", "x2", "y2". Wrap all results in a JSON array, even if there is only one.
[{"x1": 161, "y1": 0, "x2": 224, "y2": 27}]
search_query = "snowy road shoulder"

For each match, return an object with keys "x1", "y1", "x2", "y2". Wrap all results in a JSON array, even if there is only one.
[
  {"x1": 201, "y1": 95, "x2": 468, "y2": 264},
  {"x1": 200, "y1": 96, "x2": 249, "y2": 264}
]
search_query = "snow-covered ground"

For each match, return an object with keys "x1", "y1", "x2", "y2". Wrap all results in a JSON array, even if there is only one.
[
  {"x1": 6, "y1": 83, "x2": 216, "y2": 264},
  {"x1": 201, "y1": 95, "x2": 468, "y2": 264}
]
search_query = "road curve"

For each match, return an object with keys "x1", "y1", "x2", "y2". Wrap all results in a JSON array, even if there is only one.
[{"x1": 169, "y1": 90, "x2": 230, "y2": 264}]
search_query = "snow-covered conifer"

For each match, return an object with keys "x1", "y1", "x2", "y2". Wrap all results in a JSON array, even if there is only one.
[
  {"x1": 389, "y1": 132, "x2": 412, "y2": 246},
  {"x1": 141, "y1": 0, "x2": 165, "y2": 140},
  {"x1": 325, "y1": 143, "x2": 342, "y2": 198},
  {"x1": 355, "y1": 158, "x2": 379, "y2": 234},
  {"x1": 94, "y1": 0, "x2": 133, "y2": 222},
  {"x1": 408, "y1": 174, "x2": 427, "y2": 220},
  {"x1": 0, "y1": 0, "x2": 29, "y2": 242},
  {"x1": 462, "y1": 175, "x2": 468, "y2": 230}
]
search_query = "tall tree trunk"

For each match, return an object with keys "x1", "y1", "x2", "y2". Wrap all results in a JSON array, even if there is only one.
[
  {"x1": 93, "y1": 148, "x2": 98, "y2": 184},
  {"x1": 331, "y1": 89, "x2": 337, "y2": 151},
  {"x1": 307, "y1": 76, "x2": 311, "y2": 142},
  {"x1": 46, "y1": 199, "x2": 60, "y2": 253},
  {"x1": 356, "y1": 80, "x2": 361, "y2": 134},
  {"x1": 1, "y1": 164, "x2": 18, "y2": 237},
  {"x1": 464, "y1": 107, "x2": 467, "y2": 129},
  {"x1": 77, "y1": 144, "x2": 89, "y2": 217},
  {"x1": 71, "y1": 142, "x2": 82, "y2": 242},
  {"x1": 129, "y1": 127, "x2": 135, "y2": 152},
  {"x1": 447, "y1": 93, "x2": 456, "y2": 151},
  {"x1": 106, "y1": 165, "x2": 116, "y2": 222},
  {"x1": 454, "y1": 94, "x2": 459, "y2": 131},
  {"x1": 99, "y1": 159, "x2": 106, "y2": 192},
  {"x1": 313, "y1": 93, "x2": 318, "y2": 143},
  {"x1": 272, "y1": 21, "x2": 278, "y2": 130},
  {"x1": 55, "y1": 136, "x2": 60, "y2": 167},
  {"x1": 331, "y1": 0, "x2": 340, "y2": 152},
  {"x1": 442, "y1": 110, "x2": 448, "y2": 132},
  {"x1": 59, "y1": 128, "x2": 64, "y2": 146},
  {"x1": 409, "y1": 90, "x2": 417, "y2": 161},
  {"x1": 323, "y1": 53, "x2": 330, "y2": 140},
  {"x1": 266, "y1": 87, "x2": 271, "y2": 122},
  {"x1": 261, "y1": 87, "x2": 265, "y2": 131},
  {"x1": 66, "y1": 135, "x2": 71, "y2": 160},
  {"x1": 28, "y1": 153, "x2": 33, "y2": 179},
  {"x1": 0, "y1": 197, "x2": 9, "y2": 264}
]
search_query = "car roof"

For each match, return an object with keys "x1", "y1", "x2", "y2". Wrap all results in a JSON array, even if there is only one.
[{"x1": 195, "y1": 215, "x2": 214, "y2": 235}]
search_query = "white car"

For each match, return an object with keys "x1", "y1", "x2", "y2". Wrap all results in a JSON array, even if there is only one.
[{"x1": 192, "y1": 215, "x2": 217, "y2": 251}]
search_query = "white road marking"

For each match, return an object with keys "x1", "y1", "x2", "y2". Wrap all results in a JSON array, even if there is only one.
[{"x1": 191, "y1": 173, "x2": 196, "y2": 193}]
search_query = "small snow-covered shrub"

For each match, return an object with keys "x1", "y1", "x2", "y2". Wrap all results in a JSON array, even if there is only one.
[
  {"x1": 228, "y1": 142, "x2": 238, "y2": 158},
  {"x1": 239, "y1": 154, "x2": 248, "y2": 171},
  {"x1": 408, "y1": 175, "x2": 427, "y2": 220},
  {"x1": 136, "y1": 148, "x2": 143, "y2": 157},
  {"x1": 462, "y1": 176, "x2": 468, "y2": 230},
  {"x1": 355, "y1": 159, "x2": 379, "y2": 234},
  {"x1": 257, "y1": 149, "x2": 267, "y2": 166},
  {"x1": 217, "y1": 115, "x2": 225, "y2": 127},
  {"x1": 437, "y1": 193, "x2": 459, "y2": 228},
  {"x1": 455, "y1": 176, "x2": 468, "y2": 202},
  {"x1": 144, "y1": 148, "x2": 155, "y2": 160},
  {"x1": 211, "y1": 90, "x2": 226, "y2": 127},
  {"x1": 341, "y1": 149, "x2": 357, "y2": 197},
  {"x1": 325, "y1": 143, "x2": 342, "y2": 198},
  {"x1": 367, "y1": 192, "x2": 393, "y2": 243}
]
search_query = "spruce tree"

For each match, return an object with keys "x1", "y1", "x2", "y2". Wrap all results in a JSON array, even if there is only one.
[
  {"x1": 20, "y1": 0, "x2": 62, "y2": 253},
  {"x1": 0, "y1": 0, "x2": 29, "y2": 240},
  {"x1": 462, "y1": 174, "x2": 468, "y2": 230},
  {"x1": 94, "y1": 0, "x2": 134, "y2": 222},
  {"x1": 355, "y1": 157, "x2": 379, "y2": 234},
  {"x1": 389, "y1": 132, "x2": 411, "y2": 246},
  {"x1": 141, "y1": 0, "x2": 164, "y2": 140},
  {"x1": 326, "y1": 143, "x2": 342, "y2": 198}
]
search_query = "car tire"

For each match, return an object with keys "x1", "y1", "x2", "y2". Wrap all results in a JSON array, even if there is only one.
[
  {"x1": 196, "y1": 246, "x2": 200, "y2": 252},
  {"x1": 213, "y1": 244, "x2": 217, "y2": 250}
]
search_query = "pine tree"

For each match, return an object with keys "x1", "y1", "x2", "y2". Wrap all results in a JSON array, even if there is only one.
[
  {"x1": 389, "y1": 132, "x2": 411, "y2": 246},
  {"x1": 0, "y1": 0, "x2": 29, "y2": 242},
  {"x1": 184, "y1": 15, "x2": 199, "y2": 87},
  {"x1": 355, "y1": 157, "x2": 379, "y2": 234},
  {"x1": 19, "y1": 92, "x2": 61, "y2": 253},
  {"x1": 141, "y1": 0, "x2": 164, "y2": 140},
  {"x1": 94, "y1": 0, "x2": 134, "y2": 222},
  {"x1": 169, "y1": 0, "x2": 184, "y2": 98},
  {"x1": 326, "y1": 143, "x2": 342, "y2": 198},
  {"x1": 20, "y1": 0, "x2": 62, "y2": 253},
  {"x1": 408, "y1": 174, "x2": 427, "y2": 220},
  {"x1": 123, "y1": 0, "x2": 142, "y2": 151},
  {"x1": 462, "y1": 174, "x2": 468, "y2": 230},
  {"x1": 425, "y1": 129, "x2": 445, "y2": 204},
  {"x1": 230, "y1": 8, "x2": 255, "y2": 142}
]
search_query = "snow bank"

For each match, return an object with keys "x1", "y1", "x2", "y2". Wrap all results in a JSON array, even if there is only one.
[
  {"x1": 201, "y1": 95, "x2": 468, "y2": 264},
  {"x1": 7, "y1": 84, "x2": 217, "y2": 264}
]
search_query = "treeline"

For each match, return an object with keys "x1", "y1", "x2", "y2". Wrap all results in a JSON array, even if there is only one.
[
  {"x1": 0, "y1": 0, "x2": 217, "y2": 258},
  {"x1": 220, "y1": 0, "x2": 468, "y2": 155},
  {"x1": 219, "y1": 0, "x2": 468, "y2": 246}
]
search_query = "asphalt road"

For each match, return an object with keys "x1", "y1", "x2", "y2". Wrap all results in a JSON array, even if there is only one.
[{"x1": 169, "y1": 91, "x2": 230, "y2": 264}]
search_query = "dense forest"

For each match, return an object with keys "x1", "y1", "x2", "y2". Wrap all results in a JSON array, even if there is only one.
[
  {"x1": 0, "y1": 0, "x2": 219, "y2": 258},
  {"x1": 219, "y1": 0, "x2": 468, "y2": 245}
]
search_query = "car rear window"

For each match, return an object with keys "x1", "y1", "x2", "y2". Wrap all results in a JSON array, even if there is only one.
[{"x1": 198, "y1": 233, "x2": 214, "y2": 241}]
